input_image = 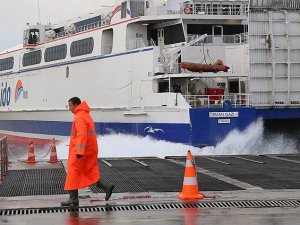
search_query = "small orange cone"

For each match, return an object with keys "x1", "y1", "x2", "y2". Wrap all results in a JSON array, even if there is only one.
[
  {"x1": 26, "y1": 140, "x2": 36, "y2": 163},
  {"x1": 179, "y1": 150, "x2": 204, "y2": 200},
  {"x1": 48, "y1": 138, "x2": 59, "y2": 163}
]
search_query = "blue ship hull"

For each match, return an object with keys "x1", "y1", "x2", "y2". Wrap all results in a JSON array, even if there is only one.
[
  {"x1": 0, "y1": 108, "x2": 299, "y2": 147},
  {"x1": 0, "y1": 107, "x2": 260, "y2": 147}
]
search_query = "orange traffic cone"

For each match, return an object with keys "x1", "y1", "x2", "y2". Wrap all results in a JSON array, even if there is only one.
[
  {"x1": 26, "y1": 140, "x2": 36, "y2": 163},
  {"x1": 179, "y1": 150, "x2": 204, "y2": 200},
  {"x1": 48, "y1": 138, "x2": 59, "y2": 163}
]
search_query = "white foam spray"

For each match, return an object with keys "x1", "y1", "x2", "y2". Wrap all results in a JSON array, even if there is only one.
[
  {"x1": 56, "y1": 119, "x2": 298, "y2": 159},
  {"x1": 56, "y1": 135, "x2": 200, "y2": 159},
  {"x1": 201, "y1": 119, "x2": 298, "y2": 155}
]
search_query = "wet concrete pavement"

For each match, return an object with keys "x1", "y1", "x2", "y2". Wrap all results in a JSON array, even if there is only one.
[
  {"x1": 1, "y1": 187, "x2": 300, "y2": 225},
  {"x1": 1, "y1": 156, "x2": 300, "y2": 225},
  {"x1": 1, "y1": 201, "x2": 300, "y2": 225}
]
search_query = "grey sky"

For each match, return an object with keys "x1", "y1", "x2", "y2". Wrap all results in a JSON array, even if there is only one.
[{"x1": 0, "y1": 0, "x2": 113, "y2": 51}]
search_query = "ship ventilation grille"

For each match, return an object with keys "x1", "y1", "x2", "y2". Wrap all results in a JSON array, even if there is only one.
[{"x1": 1, "y1": 200, "x2": 299, "y2": 216}]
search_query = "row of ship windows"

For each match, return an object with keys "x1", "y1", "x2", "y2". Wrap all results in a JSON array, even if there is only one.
[{"x1": 0, "y1": 37, "x2": 94, "y2": 71}]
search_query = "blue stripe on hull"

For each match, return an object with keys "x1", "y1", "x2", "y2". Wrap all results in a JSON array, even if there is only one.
[
  {"x1": 0, "y1": 120, "x2": 191, "y2": 144},
  {"x1": 0, "y1": 120, "x2": 72, "y2": 136}
]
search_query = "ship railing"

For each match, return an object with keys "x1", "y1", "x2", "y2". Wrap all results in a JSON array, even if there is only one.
[
  {"x1": 0, "y1": 136, "x2": 8, "y2": 182},
  {"x1": 54, "y1": 16, "x2": 112, "y2": 39},
  {"x1": 55, "y1": 21, "x2": 102, "y2": 38},
  {"x1": 75, "y1": 21, "x2": 102, "y2": 33},
  {"x1": 187, "y1": 33, "x2": 248, "y2": 45},
  {"x1": 184, "y1": 94, "x2": 252, "y2": 108},
  {"x1": 180, "y1": 2, "x2": 248, "y2": 16}
]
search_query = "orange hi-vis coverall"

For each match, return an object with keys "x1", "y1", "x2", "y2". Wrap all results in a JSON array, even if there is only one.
[{"x1": 64, "y1": 101, "x2": 100, "y2": 190}]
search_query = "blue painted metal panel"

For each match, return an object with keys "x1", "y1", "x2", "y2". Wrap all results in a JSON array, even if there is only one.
[{"x1": 189, "y1": 107, "x2": 257, "y2": 146}]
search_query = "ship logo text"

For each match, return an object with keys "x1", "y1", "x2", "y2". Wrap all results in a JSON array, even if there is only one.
[{"x1": 0, "y1": 82, "x2": 11, "y2": 107}]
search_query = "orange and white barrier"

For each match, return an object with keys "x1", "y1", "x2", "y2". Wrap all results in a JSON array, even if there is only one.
[
  {"x1": 179, "y1": 150, "x2": 204, "y2": 200},
  {"x1": 25, "y1": 140, "x2": 36, "y2": 163},
  {"x1": 48, "y1": 138, "x2": 59, "y2": 163}
]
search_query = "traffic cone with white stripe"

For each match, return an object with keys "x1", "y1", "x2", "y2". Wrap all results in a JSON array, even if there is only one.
[
  {"x1": 179, "y1": 150, "x2": 204, "y2": 200},
  {"x1": 48, "y1": 138, "x2": 59, "y2": 163},
  {"x1": 25, "y1": 140, "x2": 36, "y2": 163}
]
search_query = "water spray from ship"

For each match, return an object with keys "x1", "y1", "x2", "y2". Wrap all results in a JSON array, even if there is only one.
[{"x1": 55, "y1": 119, "x2": 299, "y2": 159}]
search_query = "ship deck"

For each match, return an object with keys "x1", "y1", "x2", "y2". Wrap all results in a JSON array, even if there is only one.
[{"x1": 1, "y1": 154, "x2": 300, "y2": 224}]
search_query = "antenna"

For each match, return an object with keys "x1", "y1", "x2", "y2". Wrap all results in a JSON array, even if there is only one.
[{"x1": 36, "y1": 0, "x2": 41, "y2": 24}]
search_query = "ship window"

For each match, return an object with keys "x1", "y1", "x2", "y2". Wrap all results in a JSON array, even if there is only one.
[
  {"x1": 22, "y1": 50, "x2": 42, "y2": 67},
  {"x1": 121, "y1": 2, "x2": 127, "y2": 19},
  {"x1": 164, "y1": 24, "x2": 185, "y2": 45},
  {"x1": 70, "y1": 37, "x2": 94, "y2": 57},
  {"x1": 28, "y1": 29, "x2": 40, "y2": 44},
  {"x1": 0, "y1": 57, "x2": 14, "y2": 71},
  {"x1": 101, "y1": 29, "x2": 113, "y2": 55},
  {"x1": 45, "y1": 44, "x2": 67, "y2": 62},
  {"x1": 130, "y1": 0, "x2": 145, "y2": 17}
]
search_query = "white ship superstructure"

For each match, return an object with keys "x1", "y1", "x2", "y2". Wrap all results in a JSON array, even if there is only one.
[{"x1": 0, "y1": 0, "x2": 299, "y2": 147}]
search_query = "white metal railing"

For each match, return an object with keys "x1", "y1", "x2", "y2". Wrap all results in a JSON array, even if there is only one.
[
  {"x1": 180, "y1": 2, "x2": 248, "y2": 16},
  {"x1": 183, "y1": 94, "x2": 252, "y2": 108},
  {"x1": 54, "y1": 15, "x2": 112, "y2": 39},
  {"x1": 187, "y1": 33, "x2": 248, "y2": 45},
  {"x1": 55, "y1": 21, "x2": 102, "y2": 39}
]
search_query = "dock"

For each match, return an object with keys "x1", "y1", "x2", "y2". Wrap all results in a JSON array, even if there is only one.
[{"x1": 1, "y1": 153, "x2": 300, "y2": 225}]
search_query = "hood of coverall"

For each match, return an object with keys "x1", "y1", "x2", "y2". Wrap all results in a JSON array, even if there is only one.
[{"x1": 74, "y1": 101, "x2": 90, "y2": 114}]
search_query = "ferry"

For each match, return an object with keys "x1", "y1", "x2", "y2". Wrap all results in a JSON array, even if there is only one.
[{"x1": 0, "y1": 0, "x2": 299, "y2": 148}]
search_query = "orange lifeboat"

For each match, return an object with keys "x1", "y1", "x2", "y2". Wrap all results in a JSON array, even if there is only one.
[{"x1": 180, "y1": 60, "x2": 230, "y2": 73}]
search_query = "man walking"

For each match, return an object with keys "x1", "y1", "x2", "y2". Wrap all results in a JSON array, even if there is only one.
[{"x1": 61, "y1": 97, "x2": 114, "y2": 206}]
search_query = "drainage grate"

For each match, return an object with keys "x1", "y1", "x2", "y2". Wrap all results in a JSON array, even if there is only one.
[
  {"x1": 0, "y1": 169, "x2": 67, "y2": 197},
  {"x1": 1, "y1": 200, "x2": 299, "y2": 216}
]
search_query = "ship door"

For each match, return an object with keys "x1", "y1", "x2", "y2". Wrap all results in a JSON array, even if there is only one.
[
  {"x1": 212, "y1": 26, "x2": 223, "y2": 44},
  {"x1": 157, "y1": 28, "x2": 165, "y2": 48},
  {"x1": 228, "y1": 79, "x2": 239, "y2": 93}
]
